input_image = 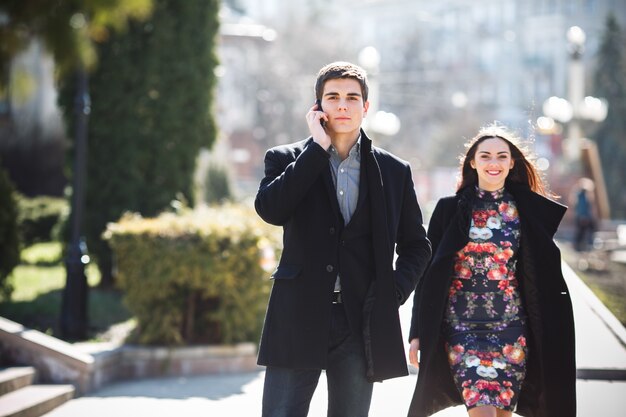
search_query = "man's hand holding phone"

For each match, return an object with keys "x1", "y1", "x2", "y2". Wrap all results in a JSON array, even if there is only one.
[{"x1": 306, "y1": 100, "x2": 331, "y2": 150}]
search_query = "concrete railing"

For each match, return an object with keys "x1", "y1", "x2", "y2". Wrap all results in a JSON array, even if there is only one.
[{"x1": 0, "y1": 317, "x2": 260, "y2": 395}]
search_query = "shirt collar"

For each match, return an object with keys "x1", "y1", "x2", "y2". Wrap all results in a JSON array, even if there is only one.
[{"x1": 329, "y1": 134, "x2": 361, "y2": 157}]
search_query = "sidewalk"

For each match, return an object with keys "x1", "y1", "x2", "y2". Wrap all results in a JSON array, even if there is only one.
[{"x1": 43, "y1": 261, "x2": 626, "y2": 417}]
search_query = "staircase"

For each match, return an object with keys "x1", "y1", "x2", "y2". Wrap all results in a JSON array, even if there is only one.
[{"x1": 0, "y1": 367, "x2": 74, "y2": 417}]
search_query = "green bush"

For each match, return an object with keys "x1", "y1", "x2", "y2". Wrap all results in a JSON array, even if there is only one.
[
  {"x1": 0, "y1": 167, "x2": 20, "y2": 300},
  {"x1": 204, "y1": 163, "x2": 233, "y2": 205},
  {"x1": 16, "y1": 195, "x2": 69, "y2": 247},
  {"x1": 104, "y1": 204, "x2": 279, "y2": 346}
]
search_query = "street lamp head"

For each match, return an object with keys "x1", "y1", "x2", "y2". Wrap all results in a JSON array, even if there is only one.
[
  {"x1": 537, "y1": 116, "x2": 556, "y2": 132},
  {"x1": 369, "y1": 110, "x2": 401, "y2": 136},
  {"x1": 567, "y1": 26, "x2": 586, "y2": 46},
  {"x1": 579, "y1": 96, "x2": 608, "y2": 122},
  {"x1": 358, "y1": 46, "x2": 381, "y2": 72},
  {"x1": 542, "y1": 96, "x2": 573, "y2": 123},
  {"x1": 451, "y1": 91, "x2": 468, "y2": 109},
  {"x1": 567, "y1": 26, "x2": 586, "y2": 58}
]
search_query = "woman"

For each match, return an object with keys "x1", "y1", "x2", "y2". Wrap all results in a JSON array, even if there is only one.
[{"x1": 407, "y1": 125, "x2": 576, "y2": 417}]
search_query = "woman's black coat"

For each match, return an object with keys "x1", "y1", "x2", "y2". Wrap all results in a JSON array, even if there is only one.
[
  {"x1": 255, "y1": 130, "x2": 431, "y2": 382},
  {"x1": 407, "y1": 182, "x2": 576, "y2": 417}
]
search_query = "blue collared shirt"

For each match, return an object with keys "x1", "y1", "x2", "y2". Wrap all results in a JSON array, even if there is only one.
[{"x1": 328, "y1": 137, "x2": 361, "y2": 225}]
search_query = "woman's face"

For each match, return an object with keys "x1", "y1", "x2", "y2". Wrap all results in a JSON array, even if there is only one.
[{"x1": 470, "y1": 138, "x2": 514, "y2": 191}]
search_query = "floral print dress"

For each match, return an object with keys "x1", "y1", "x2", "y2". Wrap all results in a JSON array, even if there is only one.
[{"x1": 443, "y1": 186, "x2": 527, "y2": 411}]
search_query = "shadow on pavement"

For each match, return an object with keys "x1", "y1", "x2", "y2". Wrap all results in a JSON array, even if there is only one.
[{"x1": 86, "y1": 371, "x2": 264, "y2": 401}]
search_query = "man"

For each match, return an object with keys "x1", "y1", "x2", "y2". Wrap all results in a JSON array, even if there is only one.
[{"x1": 255, "y1": 61, "x2": 432, "y2": 417}]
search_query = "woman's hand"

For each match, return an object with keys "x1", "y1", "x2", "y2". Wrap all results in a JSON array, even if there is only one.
[{"x1": 409, "y1": 338, "x2": 420, "y2": 368}]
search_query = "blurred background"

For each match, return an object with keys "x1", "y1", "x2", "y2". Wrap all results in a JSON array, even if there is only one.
[
  {"x1": 1, "y1": 0, "x2": 625, "y2": 342},
  {"x1": 3, "y1": 0, "x2": 626, "y2": 208},
  {"x1": 1, "y1": 3, "x2": 626, "y2": 415},
  {"x1": 217, "y1": 0, "x2": 626, "y2": 219}
]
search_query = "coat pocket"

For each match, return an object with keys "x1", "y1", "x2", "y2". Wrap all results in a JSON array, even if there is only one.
[{"x1": 270, "y1": 264, "x2": 302, "y2": 280}]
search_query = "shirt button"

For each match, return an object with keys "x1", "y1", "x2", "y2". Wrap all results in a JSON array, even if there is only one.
[
  {"x1": 340, "y1": 168, "x2": 345, "y2": 173},
  {"x1": 339, "y1": 190, "x2": 344, "y2": 196},
  {"x1": 326, "y1": 265, "x2": 334, "y2": 273},
  {"x1": 329, "y1": 227, "x2": 335, "y2": 235}
]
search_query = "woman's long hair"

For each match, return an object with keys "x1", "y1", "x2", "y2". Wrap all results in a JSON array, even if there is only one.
[{"x1": 456, "y1": 124, "x2": 553, "y2": 198}]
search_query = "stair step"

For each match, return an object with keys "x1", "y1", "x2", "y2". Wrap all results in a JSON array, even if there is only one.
[
  {"x1": 0, "y1": 368, "x2": 35, "y2": 396},
  {"x1": 0, "y1": 385, "x2": 74, "y2": 417}
]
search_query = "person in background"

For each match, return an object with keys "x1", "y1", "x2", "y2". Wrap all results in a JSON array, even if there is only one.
[
  {"x1": 572, "y1": 177, "x2": 597, "y2": 252},
  {"x1": 407, "y1": 124, "x2": 576, "y2": 417},
  {"x1": 255, "y1": 61, "x2": 431, "y2": 417}
]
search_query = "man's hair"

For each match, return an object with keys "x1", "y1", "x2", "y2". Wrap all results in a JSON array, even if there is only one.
[{"x1": 314, "y1": 61, "x2": 369, "y2": 102}]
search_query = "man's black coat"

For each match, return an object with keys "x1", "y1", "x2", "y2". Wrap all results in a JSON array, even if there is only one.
[
  {"x1": 407, "y1": 182, "x2": 576, "y2": 417},
  {"x1": 255, "y1": 130, "x2": 431, "y2": 382}
]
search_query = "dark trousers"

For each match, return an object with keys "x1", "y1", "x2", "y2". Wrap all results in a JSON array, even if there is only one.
[
  {"x1": 574, "y1": 217, "x2": 595, "y2": 251},
  {"x1": 261, "y1": 303, "x2": 374, "y2": 417}
]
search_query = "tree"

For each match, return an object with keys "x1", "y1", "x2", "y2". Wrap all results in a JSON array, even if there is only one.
[
  {"x1": 0, "y1": 0, "x2": 153, "y2": 90},
  {"x1": 593, "y1": 13, "x2": 626, "y2": 219},
  {"x1": 0, "y1": 163, "x2": 19, "y2": 301},
  {"x1": 64, "y1": 0, "x2": 220, "y2": 286},
  {"x1": 0, "y1": 2, "x2": 154, "y2": 199}
]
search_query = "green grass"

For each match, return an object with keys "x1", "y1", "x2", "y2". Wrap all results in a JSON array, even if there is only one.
[
  {"x1": 559, "y1": 243, "x2": 626, "y2": 327},
  {"x1": 20, "y1": 241, "x2": 64, "y2": 267},
  {"x1": 0, "y1": 242, "x2": 132, "y2": 341},
  {"x1": 582, "y1": 280, "x2": 626, "y2": 326}
]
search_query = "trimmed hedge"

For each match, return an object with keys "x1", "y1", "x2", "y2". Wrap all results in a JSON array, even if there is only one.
[
  {"x1": 16, "y1": 195, "x2": 69, "y2": 246},
  {"x1": 104, "y1": 204, "x2": 279, "y2": 346}
]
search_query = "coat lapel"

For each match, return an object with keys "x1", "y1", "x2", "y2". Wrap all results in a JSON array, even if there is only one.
[
  {"x1": 307, "y1": 138, "x2": 341, "y2": 225},
  {"x1": 507, "y1": 183, "x2": 567, "y2": 238},
  {"x1": 322, "y1": 166, "x2": 343, "y2": 224},
  {"x1": 432, "y1": 190, "x2": 472, "y2": 263},
  {"x1": 363, "y1": 135, "x2": 392, "y2": 253},
  {"x1": 362, "y1": 133, "x2": 407, "y2": 381},
  {"x1": 353, "y1": 142, "x2": 369, "y2": 217}
]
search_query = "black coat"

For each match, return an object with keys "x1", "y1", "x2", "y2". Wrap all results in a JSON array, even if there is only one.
[
  {"x1": 255, "y1": 130, "x2": 431, "y2": 382},
  {"x1": 407, "y1": 182, "x2": 576, "y2": 417}
]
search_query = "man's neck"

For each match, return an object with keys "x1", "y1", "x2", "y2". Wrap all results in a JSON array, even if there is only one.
[{"x1": 330, "y1": 131, "x2": 360, "y2": 160}]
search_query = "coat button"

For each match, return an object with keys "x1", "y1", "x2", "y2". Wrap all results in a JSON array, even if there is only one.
[
  {"x1": 326, "y1": 265, "x2": 334, "y2": 272},
  {"x1": 329, "y1": 227, "x2": 335, "y2": 235}
]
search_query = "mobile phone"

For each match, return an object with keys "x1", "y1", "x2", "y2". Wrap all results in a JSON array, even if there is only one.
[{"x1": 316, "y1": 99, "x2": 325, "y2": 127}]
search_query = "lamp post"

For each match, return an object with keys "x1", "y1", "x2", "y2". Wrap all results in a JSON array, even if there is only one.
[
  {"x1": 60, "y1": 68, "x2": 90, "y2": 340},
  {"x1": 566, "y1": 25, "x2": 586, "y2": 154},
  {"x1": 542, "y1": 26, "x2": 609, "y2": 219},
  {"x1": 542, "y1": 26, "x2": 608, "y2": 163},
  {"x1": 358, "y1": 46, "x2": 401, "y2": 139}
]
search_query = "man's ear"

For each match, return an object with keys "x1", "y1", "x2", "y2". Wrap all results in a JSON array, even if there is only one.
[{"x1": 363, "y1": 100, "x2": 370, "y2": 116}]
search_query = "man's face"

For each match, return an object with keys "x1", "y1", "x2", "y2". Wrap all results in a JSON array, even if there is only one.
[{"x1": 320, "y1": 78, "x2": 369, "y2": 136}]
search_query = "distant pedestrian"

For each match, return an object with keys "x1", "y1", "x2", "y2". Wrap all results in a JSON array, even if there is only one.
[
  {"x1": 407, "y1": 124, "x2": 576, "y2": 417},
  {"x1": 255, "y1": 61, "x2": 432, "y2": 417},
  {"x1": 573, "y1": 177, "x2": 596, "y2": 252}
]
